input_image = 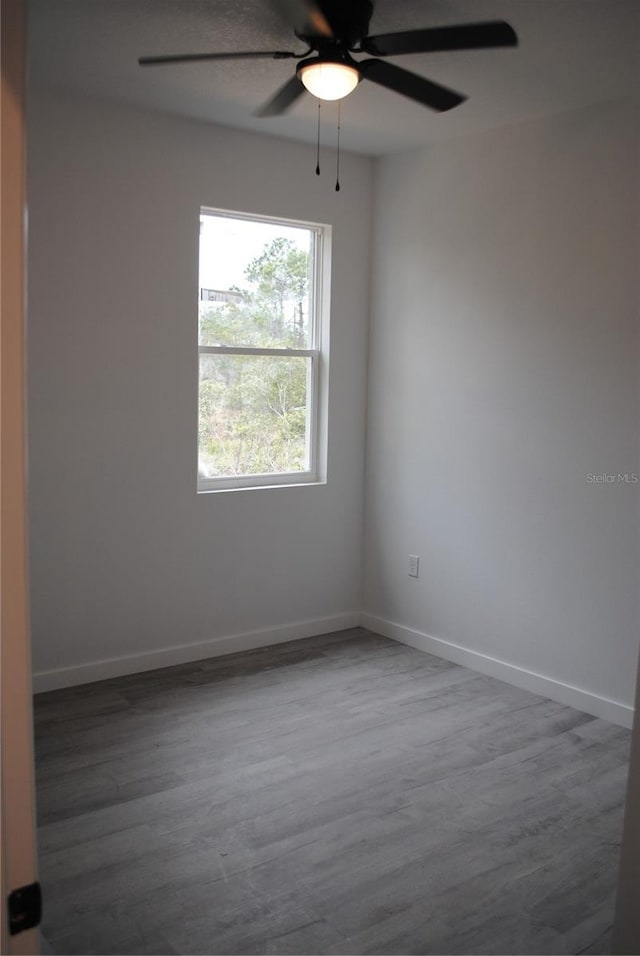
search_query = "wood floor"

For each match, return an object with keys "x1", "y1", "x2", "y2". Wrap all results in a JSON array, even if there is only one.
[{"x1": 34, "y1": 629, "x2": 630, "y2": 956}]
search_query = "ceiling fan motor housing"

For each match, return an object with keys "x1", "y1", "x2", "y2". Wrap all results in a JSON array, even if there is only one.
[
  {"x1": 296, "y1": 49, "x2": 359, "y2": 75},
  {"x1": 296, "y1": 0, "x2": 374, "y2": 49}
]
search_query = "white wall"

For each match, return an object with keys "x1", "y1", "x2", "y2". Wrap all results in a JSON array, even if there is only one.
[
  {"x1": 363, "y1": 100, "x2": 640, "y2": 725},
  {"x1": 28, "y1": 89, "x2": 640, "y2": 724},
  {"x1": 27, "y1": 90, "x2": 373, "y2": 688}
]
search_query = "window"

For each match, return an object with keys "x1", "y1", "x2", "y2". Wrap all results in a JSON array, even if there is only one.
[{"x1": 197, "y1": 209, "x2": 328, "y2": 492}]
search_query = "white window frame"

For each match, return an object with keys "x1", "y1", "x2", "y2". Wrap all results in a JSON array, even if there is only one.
[{"x1": 197, "y1": 208, "x2": 330, "y2": 493}]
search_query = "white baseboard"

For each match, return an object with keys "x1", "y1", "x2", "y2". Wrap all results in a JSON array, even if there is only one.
[
  {"x1": 360, "y1": 613, "x2": 634, "y2": 729},
  {"x1": 33, "y1": 609, "x2": 635, "y2": 729},
  {"x1": 32, "y1": 612, "x2": 361, "y2": 694}
]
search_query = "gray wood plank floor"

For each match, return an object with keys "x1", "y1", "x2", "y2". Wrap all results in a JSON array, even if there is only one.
[{"x1": 34, "y1": 629, "x2": 630, "y2": 956}]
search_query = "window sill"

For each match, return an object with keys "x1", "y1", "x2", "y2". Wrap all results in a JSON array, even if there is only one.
[{"x1": 197, "y1": 477, "x2": 327, "y2": 495}]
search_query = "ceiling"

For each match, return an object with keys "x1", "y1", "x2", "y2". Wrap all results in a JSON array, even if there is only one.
[{"x1": 28, "y1": 0, "x2": 640, "y2": 156}]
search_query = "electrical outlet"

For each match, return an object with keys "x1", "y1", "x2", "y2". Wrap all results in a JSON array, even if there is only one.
[{"x1": 408, "y1": 554, "x2": 420, "y2": 578}]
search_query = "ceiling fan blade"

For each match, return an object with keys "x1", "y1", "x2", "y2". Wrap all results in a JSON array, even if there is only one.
[
  {"x1": 362, "y1": 20, "x2": 518, "y2": 57},
  {"x1": 270, "y1": 0, "x2": 334, "y2": 38},
  {"x1": 358, "y1": 59, "x2": 466, "y2": 112},
  {"x1": 255, "y1": 75, "x2": 306, "y2": 117},
  {"x1": 139, "y1": 50, "x2": 301, "y2": 66}
]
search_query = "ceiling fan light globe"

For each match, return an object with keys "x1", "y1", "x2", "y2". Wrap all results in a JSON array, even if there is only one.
[{"x1": 299, "y1": 61, "x2": 360, "y2": 101}]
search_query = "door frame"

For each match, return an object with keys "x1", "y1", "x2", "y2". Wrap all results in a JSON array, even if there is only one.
[{"x1": 1, "y1": 0, "x2": 40, "y2": 952}]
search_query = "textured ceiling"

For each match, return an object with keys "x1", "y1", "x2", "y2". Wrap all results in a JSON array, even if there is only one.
[{"x1": 29, "y1": 0, "x2": 640, "y2": 155}]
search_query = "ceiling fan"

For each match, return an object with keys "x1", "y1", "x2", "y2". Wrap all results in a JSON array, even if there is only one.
[{"x1": 139, "y1": 0, "x2": 518, "y2": 116}]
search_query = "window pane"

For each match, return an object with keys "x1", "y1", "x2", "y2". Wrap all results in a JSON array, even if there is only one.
[
  {"x1": 199, "y1": 214, "x2": 314, "y2": 349},
  {"x1": 199, "y1": 354, "x2": 311, "y2": 478}
]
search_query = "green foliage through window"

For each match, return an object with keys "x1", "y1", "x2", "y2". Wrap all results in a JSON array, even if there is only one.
[{"x1": 199, "y1": 354, "x2": 309, "y2": 477}]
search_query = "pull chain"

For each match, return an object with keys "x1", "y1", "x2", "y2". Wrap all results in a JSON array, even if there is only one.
[
  {"x1": 335, "y1": 100, "x2": 341, "y2": 192},
  {"x1": 315, "y1": 101, "x2": 321, "y2": 175}
]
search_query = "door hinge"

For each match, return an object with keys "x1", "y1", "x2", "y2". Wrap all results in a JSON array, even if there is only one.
[{"x1": 8, "y1": 881, "x2": 41, "y2": 935}]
